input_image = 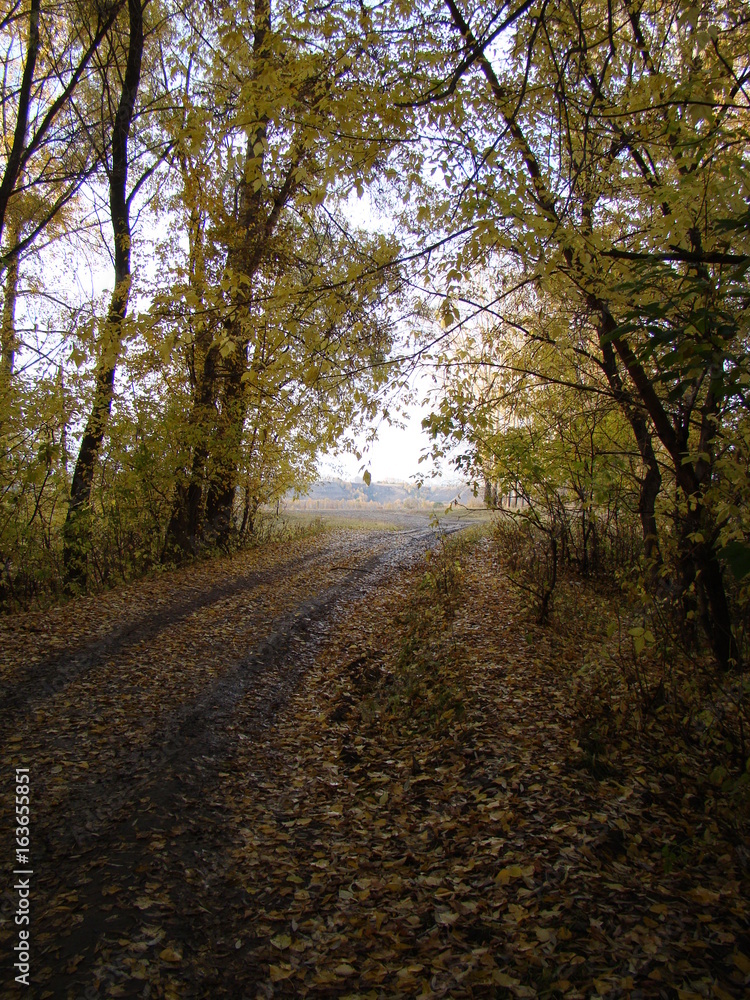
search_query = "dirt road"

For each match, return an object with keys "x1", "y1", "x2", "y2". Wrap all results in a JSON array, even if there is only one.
[
  {"x1": 0, "y1": 516, "x2": 464, "y2": 998},
  {"x1": 2, "y1": 510, "x2": 748, "y2": 1000}
]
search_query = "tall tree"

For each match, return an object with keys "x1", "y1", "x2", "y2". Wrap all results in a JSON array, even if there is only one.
[
  {"x1": 63, "y1": 0, "x2": 145, "y2": 587},
  {"x1": 0, "y1": 0, "x2": 127, "y2": 271},
  {"x1": 384, "y1": 0, "x2": 749, "y2": 668},
  {"x1": 164, "y1": 0, "x2": 403, "y2": 555}
]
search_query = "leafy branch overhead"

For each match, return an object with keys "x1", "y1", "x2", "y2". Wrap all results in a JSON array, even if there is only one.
[{"x1": 0, "y1": 0, "x2": 747, "y2": 734}]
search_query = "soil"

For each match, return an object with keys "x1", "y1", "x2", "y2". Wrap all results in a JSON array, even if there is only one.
[
  {"x1": 1, "y1": 511, "x2": 748, "y2": 1000},
  {"x1": 0, "y1": 517, "x2": 458, "y2": 999}
]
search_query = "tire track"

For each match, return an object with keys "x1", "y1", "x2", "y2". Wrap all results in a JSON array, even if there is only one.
[
  {"x1": 0, "y1": 535, "x2": 381, "y2": 730},
  {"x1": 3, "y1": 525, "x2": 448, "y2": 999},
  {"x1": 43, "y1": 526, "x2": 443, "y2": 855}
]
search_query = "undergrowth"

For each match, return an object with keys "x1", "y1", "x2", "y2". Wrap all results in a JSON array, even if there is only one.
[
  {"x1": 359, "y1": 527, "x2": 476, "y2": 733},
  {"x1": 0, "y1": 511, "x2": 332, "y2": 614},
  {"x1": 542, "y1": 573, "x2": 750, "y2": 836},
  {"x1": 484, "y1": 514, "x2": 750, "y2": 842}
]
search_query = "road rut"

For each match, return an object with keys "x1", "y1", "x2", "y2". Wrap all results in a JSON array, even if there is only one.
[{"x1": 0, "y1": 521, "x2": 457, "y2": 998}]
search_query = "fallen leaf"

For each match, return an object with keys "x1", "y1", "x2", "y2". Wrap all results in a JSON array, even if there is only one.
[{"x1": 269, "y1": 964, "x2": 294, "y2": 982}]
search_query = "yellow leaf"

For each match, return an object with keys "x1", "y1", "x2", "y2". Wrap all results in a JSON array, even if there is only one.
[
  {"x1": 397, "y1": 964, "x2": 424, "y2": 976},
  {"x1": 269, "y1": 964, "x2": 294, "y2": 982},
  {"x1": 361, "y1": 965, "x2": 387, "y2": 983},
  {"x1": 159, "y1": 947, "x2": 182, "y2": 964},
  {"x1": 689, "y1": 887, "x2": 720, "y2": 905},
  {"x1": 334, "y1": 963, "x2": 356, "y2": 977},
  {"x1": 271, "y1": 934, "x2": 292, "y2": 950},
  {"x1": 733, "y1": 951, "x2": 750, "y2": 974},
  {"x1": 496, "y1": 865, "x2": 524, "y2": 884},
  {"x1": 492, "y1": 971, "x2": 519, "y2": 987}
]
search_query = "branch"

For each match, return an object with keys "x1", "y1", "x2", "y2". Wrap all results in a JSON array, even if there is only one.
[
  {"x1": 443, "y1": 0, "x2": 558, "y2": 220},
  {"x1": 398, "y1": 0, "x2": 537, "y2": 109},
  {"x1": 0, "y1": 0, "x2": 40, "y2": 240},
  {"x1": 602, "y1": 248, "x2": 750, "y2": 266}
]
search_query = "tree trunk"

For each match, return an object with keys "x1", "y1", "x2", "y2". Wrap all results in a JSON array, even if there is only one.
[
  {"x1": 604, "y1": 320, "x2": 739, "y2": 669},
  {"x1": 163, "y1": 338, "x2": 219, "y2": 560},
  {"x1": 0, "y1": 0, "x2": 40, "y2": 248},
  {"x1": 201, "y1": 0, "x2": 272, "y2": 549},
  {"x1": 63, "y1": 0, "x2": 143, "y2": 589},
  {"x1": 598, "y1": 334, "x2": 662, "y2": 567},
  {"x1": 696, "y1": 544, "x2": 738, "y2": 671},
  {"x1": 239, "y1": 424, "x2": 261, "y2": 539},
  {"x1": 483, "y1": 478, "x2": 492, "y2": 508},
  {"x1": 1, "y1": 220, "x2": 20, "y2": 383},
  {"x1": 204, "y1": 340, "x2": 249, "y2": 547},
  {"x1": 170, "y1": 0, "x2": 311, "y2": 555}
]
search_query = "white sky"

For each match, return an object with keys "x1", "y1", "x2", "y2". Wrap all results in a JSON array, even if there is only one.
[
  {"x1": 315, "y1": 191, "x2": 451, "y2": 484},
  {"x1": 318, "y1": 395, "x2": 438, "y2": 483}
]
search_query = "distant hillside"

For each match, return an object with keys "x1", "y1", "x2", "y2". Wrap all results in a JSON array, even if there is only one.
[{"x1": 286, "y1": 479, "x2": 482, "y2": 510}]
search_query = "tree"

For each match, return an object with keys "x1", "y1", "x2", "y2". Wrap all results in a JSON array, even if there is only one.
[
  {"x1": 426, "y1": 288, "x2": 644, "y2": 575},
  {"x1": 0, "y1": 0, "x2": 128, "y2": 269},
  {"x1": 62, "y1": 0, "x2": 145, "y2": 587},
  {"x1": 162, "y1": 0, "x2": 403, "y2": 556},
  {"x1": 383, "y1": 0, "x2": 750, "y2": 668}
]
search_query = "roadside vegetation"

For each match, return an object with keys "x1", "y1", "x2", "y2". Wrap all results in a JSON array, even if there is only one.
[{"x1": 180, "y1": 528, "x2": 749, "y2": 998}]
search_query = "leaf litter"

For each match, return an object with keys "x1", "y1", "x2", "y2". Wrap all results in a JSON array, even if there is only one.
[{"x1": 0, "y1": 524, "x2": 748, "y2": 999}]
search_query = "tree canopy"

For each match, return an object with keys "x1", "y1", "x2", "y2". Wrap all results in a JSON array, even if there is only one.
[{"x1": 1, "y1": 0, "x2": 748, "y2": 671}]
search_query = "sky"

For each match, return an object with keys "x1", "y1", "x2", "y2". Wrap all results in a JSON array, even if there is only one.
[
  {"x1": 318, "y1": 396, "x2": 437, "y2": 483},
  {"x1": 317, "y1": 365, "x2": 467, "y2": 485},
  {"x1": 315, "y1": 192, "x2": 455, "y2": 485}
]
